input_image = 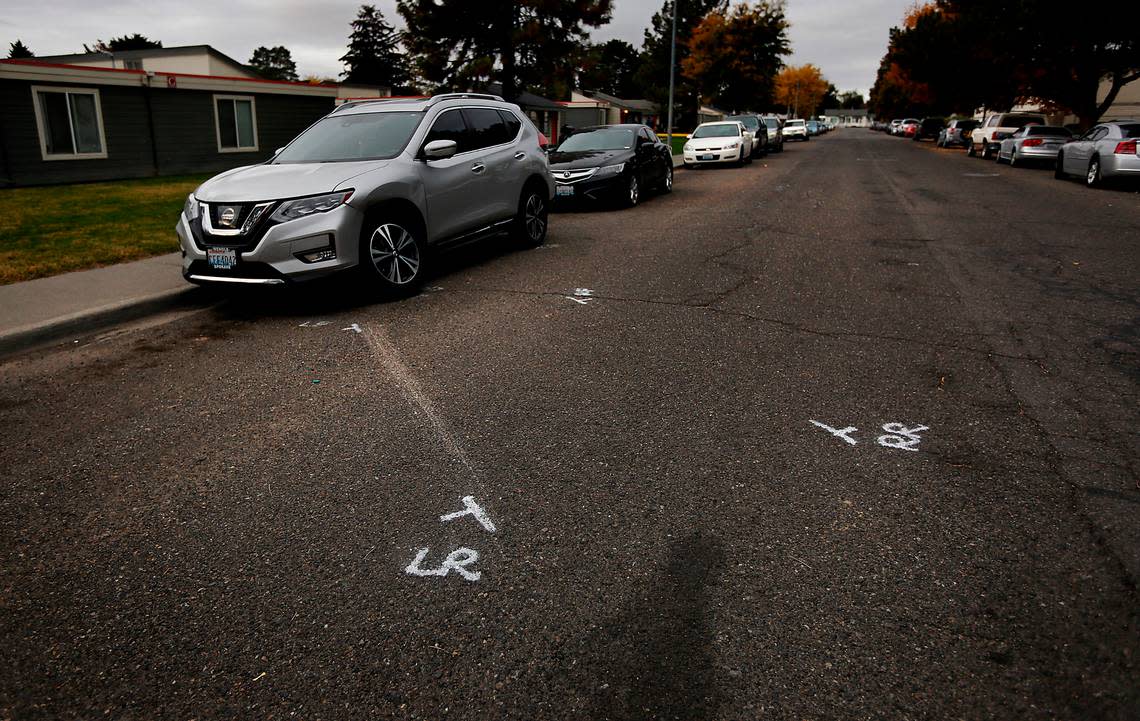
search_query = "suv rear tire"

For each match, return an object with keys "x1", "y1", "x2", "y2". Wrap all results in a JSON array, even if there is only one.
[{"x1": 360, "y1": 215, "x2": 426, "y2": 295}]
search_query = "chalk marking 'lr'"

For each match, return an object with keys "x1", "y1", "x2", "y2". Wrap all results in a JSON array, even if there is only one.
[{"x1": 405, "y1": 547, "x2": 482, "y2": 582}]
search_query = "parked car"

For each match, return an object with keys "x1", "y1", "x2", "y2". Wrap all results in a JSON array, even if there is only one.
[
  {"x1": 177, "y1": 93, "x2": 553, "y2": 292},
  {"x1": 889, "y1": 119, "x2": 904, "y2": 135},
  {"x1": 912, "y1": 117, "x2": 945, "y2": 141},
  {"x1": 996, "y1": 125, "x2": 1072, "y2": 167},
  {"x1": 783, "y1": 119, "x2": 809, "y2": 141},
  {"x1": 806, "y1": 120, "x2": 821, "y2": 136},
  {"x1": 1055, "y1": 121, "x2": 1140, "y2": 187},
  {"x1": 725, "y1": 114, "x2": 769, "y2": 157},
  {"x1": 937, "y1": 119, "x2": 978, "y2": 147},
  {"x1": 682, "y1": 121, "x2": 754, "y2": 166},
  {"x1": 761, "y1": 116, "x2": 784, "y2": 152},
  {"x1": 548, "y1": 124, "x2": 673, "y2": 207},
  {"x1": 968, "y1": 111, "x2": 1046, "y2": 159},
  {"x1": 899, "y1": 119, "x2": 920, "y2": 137}
]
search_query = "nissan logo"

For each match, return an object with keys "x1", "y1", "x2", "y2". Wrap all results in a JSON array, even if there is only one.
[{"x1": 219, "y1": 207, "x2": 237, "y2": 226}]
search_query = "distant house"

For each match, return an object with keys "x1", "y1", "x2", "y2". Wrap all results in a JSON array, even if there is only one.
[
  {"x1": 559, "y1": 91, "x2": 661, "y2": 131},
  {"x1": 698, "y1": 106, "x2": 726, "y2": 124},
  {"x1": 0, "y1": 45, "x2": 386, "y2": 187},
  {"x1": 823, "y1": 108, "x2": 871, "y2": 127}
]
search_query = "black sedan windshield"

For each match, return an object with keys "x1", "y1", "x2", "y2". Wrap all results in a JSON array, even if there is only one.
[
  {"x1": 275, "y1": 111, "x2": 423, "y2": 163},
  {"x1": 557, "y1": 129, "x2": 635, "y2": 151}
]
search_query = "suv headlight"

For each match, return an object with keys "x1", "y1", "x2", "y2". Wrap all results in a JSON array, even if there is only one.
[
  {"x1": 595, "y1": 163, "x2": 625, "y2": 177},
  {"x1": 183, "y1": 193, "x2": 200, "y2": 221},
  {"x1": 270, "y1": 190, "x2": 354, "y2": 223}
]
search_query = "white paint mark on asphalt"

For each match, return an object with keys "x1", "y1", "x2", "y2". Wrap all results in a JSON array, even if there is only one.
[
  {"x1": 877, "y1": 423, "x2": 929, "y2": 451},
  {"x1": 962, "y1": 172, "x2": 1000, "y2": 177},
  {"x1": 405, "y1": 547, "x2": 482, "y2": 582},
  {"x1": 360, "y1": 326, "x2": 477, "y2": 478},
  {"x1": 440, "y1": 495, "x2": 496, "y2": 533},
  {"x1": 343, "y1": 323, "x2": 363, "y2": 333},
  {"x1": 573, "y1": 288, "x2": 594, "y2": 297},
  {"x1": 809, "y1": 420, "x2": 859, "y2": 445},
  {"x1": 299, "y1": 320, "x2": 331, "y2": 327},
  {"x1": 565, "y1": 296, "x2": 593, "y2": 305}
]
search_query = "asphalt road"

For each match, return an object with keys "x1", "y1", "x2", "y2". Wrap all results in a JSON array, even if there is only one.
[{"x1": 2, "y1": 131, "x2": 1138, "y2": 720}]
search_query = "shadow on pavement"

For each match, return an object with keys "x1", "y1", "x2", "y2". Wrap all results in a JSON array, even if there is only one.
[{"x1": 578, "y1": 531, "x2": 726, "y2": 720}]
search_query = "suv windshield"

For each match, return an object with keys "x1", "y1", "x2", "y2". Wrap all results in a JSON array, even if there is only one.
[
  {"x1": 275, "y1": 111, "x2": 423, "y2": 163},
  {"x1": 692, "y1": 124, "x2": 740, "y2": 138},
  {"x1": 557, "y1": 128, "x2": 635, "y2": 151},
  {"x1": 727, "y1": 116, "x2": 760, "y2": 130}
]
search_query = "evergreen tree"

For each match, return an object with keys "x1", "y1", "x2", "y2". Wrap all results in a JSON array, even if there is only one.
[
  {"x1": 249, "y1": 46, "x2": 298, "y2": 81},
  {"x1": 8, "y1": 39, "x2": 34, "y2": 59},
  {"x1": 578, "y1": 40, "x2": 641, "y2": 98},
  {"x1": 397, "y1": 0, "x2": 611, "y2": 100},
  {"x1": 85, "y1": 34, "x2": 163, "y2": 53},
  {"x1": 340, "y1": 5, "x2": 412, "y2": 93}
]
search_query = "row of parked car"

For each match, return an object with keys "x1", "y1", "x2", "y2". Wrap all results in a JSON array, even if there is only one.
[
  {"x1": 874, "y1": 114, "x2": 1140, "y2": 189},
  {"x1": 177, "y1": 93, "x2": 814, "y2": 295}
]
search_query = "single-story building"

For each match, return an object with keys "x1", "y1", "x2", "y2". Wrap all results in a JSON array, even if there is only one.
[
  {"x1": 0, "y1": 46, "x2": 385, "y2": 187},
  {"x1": 559, "y1": 90, "x2": 661, "y2": 132},
  {"x1": 698, "y1": 106, "x2": 726, "y2": 124},
  {"x1": 823, "y1": 108, "x2": 871, "y2": 127}
]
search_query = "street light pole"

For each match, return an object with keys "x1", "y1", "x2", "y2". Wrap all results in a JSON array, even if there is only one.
[{"x1": 665, "y1": 0, "x2": 678, "y2": 152}]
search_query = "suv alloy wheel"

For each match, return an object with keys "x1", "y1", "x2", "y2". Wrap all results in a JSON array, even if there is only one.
[
  {"x1": 513, "y1": 185, "x2": 548, "y2": 247},
  {"x1": 361, "y1": 216, "x2": 425, "y2": 294}
]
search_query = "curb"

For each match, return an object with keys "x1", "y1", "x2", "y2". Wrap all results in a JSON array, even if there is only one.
[{"x1": 0, "y1": 286, "x2": 217, "y2": 359}]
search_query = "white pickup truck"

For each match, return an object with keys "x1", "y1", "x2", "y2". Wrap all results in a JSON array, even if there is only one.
[{"x1": 968, "y1": 112, "x2": 1047, "y2": 159}]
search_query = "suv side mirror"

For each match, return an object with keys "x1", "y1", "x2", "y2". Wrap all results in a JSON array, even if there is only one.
[{"x1": 423, "y1": 139, "x2": 458, "y2": 161}]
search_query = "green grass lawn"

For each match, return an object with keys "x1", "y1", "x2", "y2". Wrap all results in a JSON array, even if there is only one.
[
  {"x1": 0, "y1": 174, "x2": 210, "y2": 285},
  {"x1": 657, "y1": 133, "x2": 690, "y2": 155}
]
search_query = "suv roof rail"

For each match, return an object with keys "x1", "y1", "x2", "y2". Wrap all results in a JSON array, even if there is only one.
[
  {"x1": 332, "y1": 97, "x2": 407, "y2": 113},
  {"x1": 427, "y1": 93, "x2": 504, "y2": 106}
]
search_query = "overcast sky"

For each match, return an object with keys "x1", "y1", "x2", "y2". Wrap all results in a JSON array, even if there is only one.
[{"x1": 1, "y1": 0, "x2": 912, "y2": 96}]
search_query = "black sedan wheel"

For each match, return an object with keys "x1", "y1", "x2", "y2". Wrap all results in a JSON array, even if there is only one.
[
  {"x1": 625, "y1": 174, "x2": 640, "y2": 207},
  {"x1": 661, "y1": 165, "x2": 673, "y2": 193}
]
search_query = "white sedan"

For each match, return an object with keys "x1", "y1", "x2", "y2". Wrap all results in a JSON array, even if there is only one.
[{"x1": 682, "y1": 122, "x2": 753, "y2": 167}]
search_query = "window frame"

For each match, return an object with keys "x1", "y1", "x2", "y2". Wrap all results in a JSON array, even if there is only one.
[
  {"x1": 213, "y1": 94, "x2": 259, "y2": 153},
  {"x1": 30, "y1": 85, "x2": 108, "y2": 161}
]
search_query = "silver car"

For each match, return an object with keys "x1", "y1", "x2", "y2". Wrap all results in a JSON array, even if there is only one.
[
  {"x1": 1055, "y1": 120, "x2": 1140, "y2": 187},
  {"x1": 176, "y1": 93, "x2": 554, "y2": 292},
  {"x1": 996, "y1": 125, "x2": 1072, "y2": 167}
]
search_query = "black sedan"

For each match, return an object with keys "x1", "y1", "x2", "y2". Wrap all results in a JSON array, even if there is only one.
[{"x1": 548, "y1": 125, "x2": 674, "y2": 208}]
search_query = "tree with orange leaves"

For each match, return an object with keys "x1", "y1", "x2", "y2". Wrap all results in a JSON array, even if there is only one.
[{"x1": 773, "y1": 64, "x2": 829, "y2": 118}]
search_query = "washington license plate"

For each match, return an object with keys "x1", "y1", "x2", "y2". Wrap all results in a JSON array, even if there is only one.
[
  {"x1": 699, "y1": 154, "x2": 715, "y2": 161},
  {"x1": 207, "y1": 248, "x2": 237, "y2": 270},
  {"x1": 556, "y1": 185, "x2": 574, "y2": 197}
]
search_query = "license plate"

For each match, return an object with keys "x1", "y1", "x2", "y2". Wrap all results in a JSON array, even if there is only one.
[
  {"x1": 699, "y1": 154, "x2": 715, "y2": 161},
  {"x1": 556, "y1": 185, "x2": 574, "y2": 197},
  {"x1": 207, "y1": 247, "x2": 237, "y2": 270}
]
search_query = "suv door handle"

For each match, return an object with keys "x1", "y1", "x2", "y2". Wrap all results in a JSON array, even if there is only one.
[
  {"x1": 471, "y1": 163, "x2": 485, "y2": 174},
  {"x1": 513, "y1": 151, "x2": 526, "y2": 160}
]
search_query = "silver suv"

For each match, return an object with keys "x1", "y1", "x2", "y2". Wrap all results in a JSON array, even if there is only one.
[{"x1": 176, "y1": 93, "x2": 554, "y2": 292}]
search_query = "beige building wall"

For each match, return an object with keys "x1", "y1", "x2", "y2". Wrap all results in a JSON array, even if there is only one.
[{"x1": 1098, "y1": 77, "x2": 1140, "y2": 122}]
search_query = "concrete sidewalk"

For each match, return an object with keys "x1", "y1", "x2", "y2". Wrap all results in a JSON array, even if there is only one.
[{"x1": 0, "y1": 253, "x2": 212, "y2": 356}]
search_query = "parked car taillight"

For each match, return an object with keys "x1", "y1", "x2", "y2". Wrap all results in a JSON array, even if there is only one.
[
  {"x1": 1022, "y1": 138, "x2": 1044, "y2": 147},
  {"x1": 1114, "y1": 139, "x2": 1137, "y2": 155}
]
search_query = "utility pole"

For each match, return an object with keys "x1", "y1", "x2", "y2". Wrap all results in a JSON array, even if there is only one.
[{"x1": 665, "y1": 0, "x2": 678, "y2": 152}]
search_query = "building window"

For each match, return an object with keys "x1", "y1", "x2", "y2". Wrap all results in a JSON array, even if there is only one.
[
  {"x1": 123, "y1": 59, "x2": 143, "y2": 70},
  {"x1": 213, "y1": 95, "x2": 258, "y2": 152},
  {"x1": 30, "y1": 86, "x2": 107, "y2": 161}
]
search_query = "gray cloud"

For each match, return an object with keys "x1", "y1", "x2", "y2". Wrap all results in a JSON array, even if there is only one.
[{"x1": 3, "y1": 0, "x2": 908, "y2": 93}]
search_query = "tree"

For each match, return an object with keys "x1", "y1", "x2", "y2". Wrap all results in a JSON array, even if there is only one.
[
  {"x1": 681, "y1": 1, "x2": 790, "y2": 113},
  {"x1": 819, "y1": 83, "x2": 839, "y2": 112},
  {"x1": 248, "y1": 46, "x2": 298, "y2": 81},
  {"x1": 340, "y1": 5, "x2": 413, "y2": 93},
  {"x1": 578, "y1": 39, "x2": 641, "y2": 98},
  {"x1": 636, "y1": 0, "x2": 728, "y2": 128},
  {"x1": 8, "y1": 40, "x2": 34, "y2": 59},
  {"x1": 838, "y1": 90, "x2": 865, "y2": 109},
  {"x1": 773, "y1": 64, "x2": 828, "y2": 117},
  {"x1": 85, "y1": 34, "x2": 162, "y2": 53},
  {"x1": 397, "y1": 0, "x2": 611, "y2": 100}
]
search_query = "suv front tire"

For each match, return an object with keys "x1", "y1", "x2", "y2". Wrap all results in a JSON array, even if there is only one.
[{"x1": 360, "y1": 214, "x2": 426, "y2": 294}]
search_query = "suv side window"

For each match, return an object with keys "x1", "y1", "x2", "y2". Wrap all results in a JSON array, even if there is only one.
[
  {"x1": 639, "y1": 127, "x2": 655, "y2": 144},
  {"x1": 425, "y1": 109, "x2": 470, "y2": 152},
  {"x1": 497, "y1": 110, "x2": 522, "y2": 140},
  {"x1": 462, "y1": 108, "x2": 510, "y2": 150}
]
